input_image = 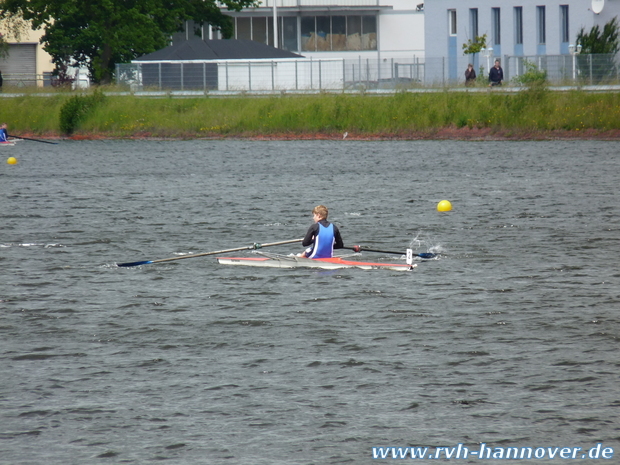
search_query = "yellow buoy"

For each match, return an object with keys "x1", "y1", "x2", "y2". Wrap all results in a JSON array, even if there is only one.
[
  {"x1": 437, "y1": 200, "x2": 452, "y2": 212},
  {"x1": 7, "y1": 157, "x2": 18, "y2": 165}
]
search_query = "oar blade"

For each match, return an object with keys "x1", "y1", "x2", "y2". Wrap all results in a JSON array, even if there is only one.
[
  {"x1": 417, "y1": 253, "x2": 437, "y2": 259},
  {"x1": 117, "y1": 260, "x2": 154, "y2": 267}
]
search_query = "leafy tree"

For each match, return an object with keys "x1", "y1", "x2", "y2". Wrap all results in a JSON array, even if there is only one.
[
  {"x1": 0, "y1": 0, "x2": 257, "y2": 84},
  {"x1": 462, "y1": 34, "x2": 487, "y2": 55},
  {"x1": 574, "y1": 17, "x2": 620, "y2": 83},
  {"x1": 0, "y1": 13, "x2": 28, "y2": 58},
  {"x1": 576, "y1": 16, "x2": 620, "y2": 54},
  {"x1": 0, "y1": 31, "x2": 7, "y2": 58}
]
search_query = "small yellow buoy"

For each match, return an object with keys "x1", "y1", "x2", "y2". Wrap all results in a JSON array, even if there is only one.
[
  {"x1": 437, "y1": 200, "x2": 452, "y2": 212},
  {"x1": 7, "y1": 156, "x2": 18, "y2": 165}
]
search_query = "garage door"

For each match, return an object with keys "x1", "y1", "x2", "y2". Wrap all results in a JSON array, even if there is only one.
[{"x1": 0, "y1": 43, "x2": 37, "y2": 86}]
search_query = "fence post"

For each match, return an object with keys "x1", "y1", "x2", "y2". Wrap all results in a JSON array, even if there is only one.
[
  {"x1": 158, "y1": 63, "x2": 162, "y2": 90},
  {"x1": 442, "y1": 57, "x2": 445, "y2": 86},
  {"x1": 505, "y1": 55, "x2": 510, "y2": 83},
  {"x1": 359, "y1": 55, "x2": 362, "y2": 88},
  {"x1": 319, "y1": 60, "x2": 322, "y2": 90},
  {"x1": 271, "y1": 61, "x2": 275, "y2": 90},
  {"x1": 249, "y1": 61, "x2": 252, "y2": 91},
  {"x1": 295, "y1": 61, "x2": 298, "y2": 90}
]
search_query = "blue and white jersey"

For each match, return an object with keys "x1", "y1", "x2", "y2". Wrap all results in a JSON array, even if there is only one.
[{"x1": 308, "y1": 222, "x2": 335, "y2": 259}]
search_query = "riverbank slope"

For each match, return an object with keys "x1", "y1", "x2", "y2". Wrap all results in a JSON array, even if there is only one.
[{"x1": 3, "y1": 90, "x2": 620, "y2": 140}]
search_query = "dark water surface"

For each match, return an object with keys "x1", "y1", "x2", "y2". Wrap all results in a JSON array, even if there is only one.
[{"x1": 1, "y1": 140, "x2": 619, "y2": 464}]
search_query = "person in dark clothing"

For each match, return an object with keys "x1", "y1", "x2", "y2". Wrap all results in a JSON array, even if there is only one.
[
  {"x1": 488, "y1": 60, "x2": 504, "y2": 86},
  {"x1": 465, "y1": 64, "x2": 476, "y2": 86},
  {"x1": 0, "y1": 69, "x2": 3, "y2": 91},
  {"x1": 299, "y1": 205, "x2": 344, "y2": 259}
]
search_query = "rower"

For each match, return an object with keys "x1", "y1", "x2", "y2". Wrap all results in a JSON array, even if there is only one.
[
  {"x1": 299, "y1": 205, "x2": 344, "y2": 258},
  {"x1": 0, "y1": 123, "x2": 10, "y2": 143}
]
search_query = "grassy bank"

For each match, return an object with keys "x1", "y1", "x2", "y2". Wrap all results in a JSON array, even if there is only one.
[{"x1": 3, "y1": 89, "x2": 620, "y2": 139}]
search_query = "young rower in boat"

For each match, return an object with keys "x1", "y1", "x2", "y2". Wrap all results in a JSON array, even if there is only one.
[
  {"x1": 299, "y1": 205, "x2": 344, "y2": 258},
  {"x1": 0, "y1": 123, "x2": 10, "y2": 143}
]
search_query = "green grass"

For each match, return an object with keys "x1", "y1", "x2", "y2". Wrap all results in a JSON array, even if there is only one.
[{"x1": 2, "y1": 89, "x2": 620, "y2": 137}]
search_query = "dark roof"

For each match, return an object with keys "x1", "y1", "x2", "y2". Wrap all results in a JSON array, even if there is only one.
[{"x1": 135, "y1": 39, "x2": 303, "y2": 61}]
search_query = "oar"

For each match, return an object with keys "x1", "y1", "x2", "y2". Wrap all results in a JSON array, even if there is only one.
[
  {"x1": 117, "y1": 238, "x2": 304, "y2": 267},
  {"x1": 345, "y1": 245, "x2": 436, "y2": 259},
  {"x1": 8, "y1": 134, "x2": 58, "y2": 145}
]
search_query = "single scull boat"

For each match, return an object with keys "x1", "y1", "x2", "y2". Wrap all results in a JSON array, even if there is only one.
[{"x1": 217, "y1": 252, "x2": 416, "y2": 271}]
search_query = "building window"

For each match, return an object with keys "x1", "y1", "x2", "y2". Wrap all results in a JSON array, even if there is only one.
[
  {"x1": 470, "y1": 9, "x2": 478, "y2": 39},
  {"x1": 254, "y1": 17, "x2": 268, "y2": 44},
  {"x1": 514, "y1": 7, "x2": 523, "y2": 45},
  {"x1": 235, "y1": 17, "x2": 297, "y2": 49},
  {"x1": 280, "y1": 17, "x2": 298, "y2": 51},
  {"x1": 236, "y1": 17, "x2": 252, "y2": 41},
  {"x1": 448, "y1": 9, "x2": 457, "y2": 36},
  {"x1": 537, "y1": 6, "x2": 546, "y2": 44},
  {"x1": 492, "y1": 8, "x2": 501, "y2": 45},
  {"x1": 560, "y1": 5, "x2": 569, "y2": 43},
  {"x1": 300, "y1": 15, "x2": 377, "y2": 51}
]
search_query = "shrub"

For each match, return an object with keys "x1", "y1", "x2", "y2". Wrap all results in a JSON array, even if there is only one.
[
  {"x1": 512, "y1": 59, "x2": 548, "y2": 89},
  {"x1": 59, "y1": 90, "x2": 106, "y2": 134}
]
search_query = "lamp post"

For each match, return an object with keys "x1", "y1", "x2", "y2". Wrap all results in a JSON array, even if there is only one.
[
  {"x1": 568, "y1": 43, "x2": 582, "y2": 82},
  {"x1": 481, "y1": 47, "x2": 494, "y2": 74}
]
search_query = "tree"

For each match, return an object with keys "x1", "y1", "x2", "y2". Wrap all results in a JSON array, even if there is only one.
[
  {"x1": 575, "y1": 17, "x2": 620, "y2": 83},
  {"x1": 462, "y1": 34, "x2": 487, "y2": 56},
  {"x1": 0, "y1": 13, "x2": 29, "y2": 58},
  {"x1": 576, "y1": 16, "x2": 619, "y2": 54},
  {"x1": 0, "y1": 0, "x2": 257, "y2": 84}
]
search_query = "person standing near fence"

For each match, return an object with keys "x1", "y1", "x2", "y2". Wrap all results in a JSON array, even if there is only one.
[
  {"x1": 465, "y1": 64, "x2": 476, "y2": 86},
  {"x1": 488, "y1": 60, "x2": 503, "y2": 87}
]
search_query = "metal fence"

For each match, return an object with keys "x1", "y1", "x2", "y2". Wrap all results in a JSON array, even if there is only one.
[
  {"x1": 1, "y1": 72, "x2": 90, "y2": 89},
  {"x1": 116, "y1": 53, "x2": 620, "y2": 92},
  {"x1": 421, "y1": 53, "x2": 620, "y2": 87},
  {"x1": 4, "y1": 53, "x2": 618, "y2": 92},
  {"x1": 116, "y1": 56, "x2": 426, "y2": 92},
  {"x1": 1, "y1": 73, "x2": 48, "y2": 87}
]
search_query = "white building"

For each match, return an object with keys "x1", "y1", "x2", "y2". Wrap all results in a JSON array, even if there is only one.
[
  {"x1": 174, "y1": 0, "x2": 426, "y2": 87},
  {"x1": 423, "y1": 0, "x2": 620, "y2": 84}
]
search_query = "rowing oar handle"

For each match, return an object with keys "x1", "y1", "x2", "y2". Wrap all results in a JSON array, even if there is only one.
[{"x1": 117, "y1": 238, "x2": 304, "y2": 267}]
